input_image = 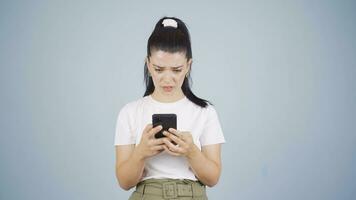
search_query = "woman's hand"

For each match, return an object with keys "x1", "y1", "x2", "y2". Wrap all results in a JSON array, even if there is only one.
[
  {"x1": 135, "y1": 124, "x2": 167, "y2": 159},
  {"x1": 162, "y1": 128, "x2": 198, "y2": 157}
]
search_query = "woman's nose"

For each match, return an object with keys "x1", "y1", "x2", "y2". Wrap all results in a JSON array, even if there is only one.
[{"x1": 161, "y1": 70, "x2": 174, "y2": 80}]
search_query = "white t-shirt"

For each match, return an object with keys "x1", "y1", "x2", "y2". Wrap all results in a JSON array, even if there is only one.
[{"x1": 114, "y1": 95, "x2": 225, "y2": 181}]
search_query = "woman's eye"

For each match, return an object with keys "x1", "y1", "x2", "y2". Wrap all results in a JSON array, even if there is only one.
[
  {"x1": 154, "y1": 68, "x2": 163, "y2": 72},
  {"x1": 173, "y1": 69, "x2": 182, "y2": 73}
]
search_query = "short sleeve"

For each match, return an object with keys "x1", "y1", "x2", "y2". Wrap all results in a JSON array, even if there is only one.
[
  {"x1": 114, "y1": 105, "x2": 136, "y2": 145},
  {"x1": 199, "y1": 105, "x2": 226, "y2": 146}
]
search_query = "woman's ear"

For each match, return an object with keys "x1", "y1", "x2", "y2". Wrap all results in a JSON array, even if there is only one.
[
  {"x1": 145, "y1": 57, "x2": 152, "y2": 76},
  {"x1": 145, "y1": 57, "x2": 150, "y2": 69},
  {"x1": 187, "y1": 58, "x2": 192, "y2": 72}
]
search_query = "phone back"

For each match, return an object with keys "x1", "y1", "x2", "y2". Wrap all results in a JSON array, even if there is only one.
[{"x1": 152, "y1": 114, "x2": 177, "y2": 138}]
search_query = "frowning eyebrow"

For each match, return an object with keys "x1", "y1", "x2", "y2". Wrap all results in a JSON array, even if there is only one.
[{"x1": 152, "y1": 64, "x2": 183, "y2": 69}]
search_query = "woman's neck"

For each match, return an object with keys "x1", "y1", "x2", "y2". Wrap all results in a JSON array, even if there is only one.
[{"x1": 151, "y1": 90, "x2": 185, "y2": 103}]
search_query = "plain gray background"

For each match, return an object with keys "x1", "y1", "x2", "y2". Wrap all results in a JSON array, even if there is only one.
[{"x1": 1, "y1": 0, "x2": 355, "y2": 199}]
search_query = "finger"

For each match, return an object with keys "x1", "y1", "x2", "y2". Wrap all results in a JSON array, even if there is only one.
[
  {"x1": 168, "y1": 128, "x2": 179, "y2": 134},
  {"x1": 147, "y1": 125, "x2": 163, "y2": 138},
  {"x1": 151, "y1": 137, "x2": 169, "y2": 146},
  {"x1": 143, "y1": 124, "x2": 153, "y2": 135},
  {"x1": 163, "y1": 145, "x2": 181, "y2": 156},
  {"x1": 151, "y1": 145, "x2": 165, "y2": 152},
  {"x1": 142, "y1": 124, "x2": 153, "y2": 140},
  {"x1": 163, "y1": 131, "x2": 184, "y2": 146},
  {"x1": 168, "y1": 128, "x2": 185, "y2": 139},
  {"x1": 155, "y1": 149, "x2": 164, "y2": 154},
  {"x1": 163, "y1": 137, "x2": 182, "y2": 152}
]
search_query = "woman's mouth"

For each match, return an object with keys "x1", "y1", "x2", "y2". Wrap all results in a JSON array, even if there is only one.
[{"x1": 162, "y1": 86, "x2": 173, "y2": 92}]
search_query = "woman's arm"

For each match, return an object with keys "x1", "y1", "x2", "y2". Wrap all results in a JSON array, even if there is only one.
[
  {"x1": 162, "y1": 129, "x2": 222, "y2": 187},
  {"x1": 115, "y1": 145, "x2": 145, "y2": 190},
  {"x1": 115, "y1": 124, "x2": 165, "y2": 190},
  {"x1": 186, "y1": 144, "x2": 222, "y2": 187}
]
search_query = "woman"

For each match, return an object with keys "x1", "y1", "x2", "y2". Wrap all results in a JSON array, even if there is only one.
[{"x1": 115, "y1": 16, "x2": 225, "y2": 200}]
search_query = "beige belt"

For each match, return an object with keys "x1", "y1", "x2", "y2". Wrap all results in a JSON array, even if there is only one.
[{"x1": 135, "y1": 179, "x2": 206, "y2": 199}]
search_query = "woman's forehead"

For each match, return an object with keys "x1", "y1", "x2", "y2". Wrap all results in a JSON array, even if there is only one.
[{"x1": 149, "y1": 50, "x2": 187, "y2": 67}]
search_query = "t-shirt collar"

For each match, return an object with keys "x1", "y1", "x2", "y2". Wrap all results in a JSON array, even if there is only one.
[{"x1": 147, "y1": 95, "x2": 188, "y2": 107}]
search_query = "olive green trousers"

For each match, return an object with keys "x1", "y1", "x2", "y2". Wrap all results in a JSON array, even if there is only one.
[{"x1": 128, "y1": 178, "x2": 208, "y2": 200}]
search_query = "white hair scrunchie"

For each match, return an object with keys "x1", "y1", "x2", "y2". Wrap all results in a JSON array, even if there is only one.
[{"x1": 162, "y1": 18, "x2": 178, "y2": 28}]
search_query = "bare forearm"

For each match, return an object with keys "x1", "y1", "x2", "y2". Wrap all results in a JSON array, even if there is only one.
[
  {"x1": 186, "y1": 146, "x2": 221, "y2": 187},
  {"x1": 116, "y1": 149, "x2": 145, "y2": 190}
]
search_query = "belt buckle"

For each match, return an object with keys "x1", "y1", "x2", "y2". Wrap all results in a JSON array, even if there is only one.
[{"x1": 163, "y1": 182, "x2": 177, "y2": 199}]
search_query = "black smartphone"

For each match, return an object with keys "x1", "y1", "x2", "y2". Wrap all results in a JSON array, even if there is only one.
[{"x1": 152, "y1": 114, "x2": 177, "y2": 139}]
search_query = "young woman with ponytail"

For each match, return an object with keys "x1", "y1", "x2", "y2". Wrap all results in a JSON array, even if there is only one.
[{"x1": 114, "y1": 17, "x2": 225, "y2": 200}]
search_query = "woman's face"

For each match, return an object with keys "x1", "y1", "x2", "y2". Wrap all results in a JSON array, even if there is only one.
[{"x1": 146, "y1": 50, "x2": 191, "y2": 99}]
